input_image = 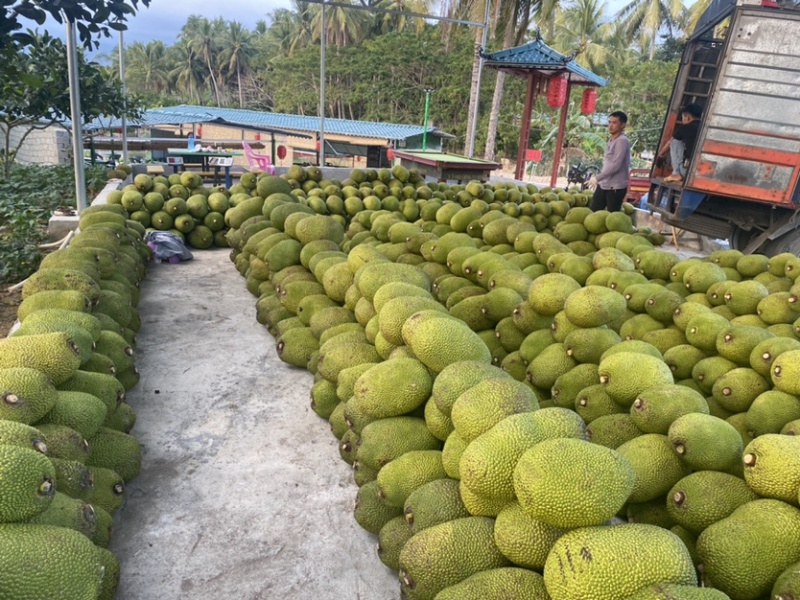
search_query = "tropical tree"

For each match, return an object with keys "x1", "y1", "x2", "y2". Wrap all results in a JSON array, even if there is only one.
[
  {"x1": 367, "y1": 0, "x2": 432, "y2": 34},
  {"x1": 617, "y1": 0, "x2": 683, "y2": 60},
  {"x1": 168, "y1": 41, "x2": 205, "y2": 104},
  {"x1": 182, "y1": 16, "x2": 223, "y2": 106},
  {"x1": 126, "y1": 41, "x2": 170, "y2": 95},
  {"x1": 306, "y1": 0, "x2": 369, "y2": 48},
  {"x1": 218, "y1": 21, "x2": 254, "y2": 108},
  {"x1": 552, "y1": 0, "x2": 613, "y2": 71}
]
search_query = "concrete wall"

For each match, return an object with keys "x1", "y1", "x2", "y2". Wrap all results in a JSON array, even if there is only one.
[{"x1": 1, "y1": 123, "x2": 71, "y2": 165}]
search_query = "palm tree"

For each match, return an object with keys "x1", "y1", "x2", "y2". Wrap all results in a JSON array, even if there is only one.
[
  {"x1": 553, "y1": 0, "x2": 613, "y2": 72},
  {"x1": 306, "y1": 0, "x2": 369, "y2": 48},
  {"x1": 126, "y1": 41, "x2": 170, "y2": 95},
  {"x1": 367, "y1": 0, "x2": 432, "y2": 34},
  {"x1": 219, "y1": 21, "x2": 254, "y2": 108},
  {"x1": 617, "y1": 0, "x2": 683, "y2": 60},
  {"x1": 183, "y1": 16, "x2": 223, "y2": 106},
  {"x1": 168, "y1": 41, "x2": 204, "y2": 104}
]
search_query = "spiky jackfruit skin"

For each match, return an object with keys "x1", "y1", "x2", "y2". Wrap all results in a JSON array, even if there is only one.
[
  {"x1": 377, "y1": 515, "x2": 415, "y2": 572},
  {"x1": 86, "y1": 428, "x2": 141, "y2": 482},
  {"x1": 21, "y1": 267, "x2": 101, "y2": 303},
  {"x1": 36, "y1": 390, "x2": 108, "y2": 440},
  {"x1": 402, "y1": 313, "x2": 492, "y2": 373},
  {"x1": 598, "y1": 352, "x2": 674, "y2": 406},
  {"x1": 353, "y1": 480, "x2": 402, "y2": 535},
  {"x1": 403, "y1": 478, "x2": 469, "y2": 534},
  {"x1": 49, "y1": 457, "x2": 94, "y2": 500},
  {"x1": 630, "y1": 384, "x2": 709, "y2": 435},
  {"x1": 94, "y1": 330, "x2": 135, "y2": 374},
  {"x1": 742, "y1": 434, "x2": 800, "y2": 503},
  {"x1": 431, "y1": 361, "x2": 510, "y2": 417},
  {"x1": 0, "y1": 333, "x2": 82, "y2": 386},
  {"x1": 356, "y1": 417, "x2": 441, "y2": 472},
  {"x1": 543, "y1": 524, "x2": 697, "y2": 600},
  {"x1": 95, "y1": 545, "x2": 121, "y2": 600},
  {"x1": 102, "y1": 401, "x2": 137, "y2": 433},
  {"x1": 746, "y1": 390, "x2": 800, "y2": 436},
  {"x1": 350, "y1": 359, "x2": 433, "y2": 419},
  {"x1": 513, "y1": 438, "x2": 635, "y2": 528},
  {"x1": 25, "y1": 491, "x2": 96, "y2": 539},
  {"x1": 317, "y1": 342, "x2": 381, "y2": 383},
  {"x1": 16, "y1": 290, "x2": 93, "y2": 322},
  {"x1": 85, "y1": 466, "x2": 125, "y2": 514},
  {"x1": 376, "y1": 450, "x2": 447, "y2": 509},
  {"x1": 276, "y1": 326, "x2": 319, "y2": 369},
  {"x1": 667, "y1": 413, "x2": 742, "y2": 473},
  {"x1": 494, "y1": 501, "x2": 566, "y2": 571},
  {"x1": 0, "y1": 419, "x2": 48, "y2": 454},
  {"x1": 698, "y1": 499, "x2": 800, "y2": 600},
  {"x1": 398, "y1": 516, "x2": 510, "y2": 600},
  {"x1": 666, "y1": 471, "x2": 759, "y2": 534},
  {"x1": 617, "y1": 434, "x2": 691, "y2": 503},
  {"x1": 0, "y1": 445, "x2": 55, "y2": 522},
  {"x1": 433, "y1": 567, "x2": 549, "y2": 600},
  {"x1": 451, "y1": 378, "x2": 538, "y2": 443},
  {"x1": 624, "y1": 583, "x2": 731, "y2": 599},
  {"x1": 0, "y1": 523, "x2": 104, "y2": 599}
]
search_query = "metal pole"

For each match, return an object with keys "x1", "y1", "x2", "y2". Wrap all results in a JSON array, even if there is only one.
[
  {"x1": 118, "y1": 29, "x2": 128, "y2": 164},
  {"x1": 422, "y1": 90, "x2": 432, "y2": 151},
  {"x1": 467, "y1": 0, "x2": 492, "y2": 158},
  {"x1": 65, "y1": 16, "x2": 87, "y2": 213},
  {"x1": 550, "y1": 77, "x2": 573, "y2": 188},
  {"x1": 319, "y1": 0, "x2": 326, "y2": 167}
]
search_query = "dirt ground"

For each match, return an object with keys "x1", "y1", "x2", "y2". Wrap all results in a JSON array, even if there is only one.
[{"x1": 0, "y1": 286, "x2": 21, "y2": 338}]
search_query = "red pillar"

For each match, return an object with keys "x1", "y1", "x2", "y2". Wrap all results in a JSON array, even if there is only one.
[
  {"x1": 550, "y1": 76, "x2": 573, "y2": 188},
  {"x1": 516, "y1": 72, "x2": 539, "y2": 181}
]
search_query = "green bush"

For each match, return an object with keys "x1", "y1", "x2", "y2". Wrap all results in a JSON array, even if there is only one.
[{"x1": 0, "y1": 164, "x2": 108, "y2": 283}]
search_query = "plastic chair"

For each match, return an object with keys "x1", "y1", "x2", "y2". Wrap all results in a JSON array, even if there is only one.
[{"x1": 242, "y1": 141, "x2": 276, "y2": 175}]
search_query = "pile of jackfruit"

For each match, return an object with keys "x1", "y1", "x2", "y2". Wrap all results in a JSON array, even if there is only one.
[
  {"x1": 228, "y1": 167, "x2": 800, "y2": 600},
  {"x1": 0, "y1": 205, "x2": 147, "y2": 598}
]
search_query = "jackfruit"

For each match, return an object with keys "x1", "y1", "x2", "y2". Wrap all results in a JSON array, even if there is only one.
[
  {"x1": 617, "y1": 434, "x2": 691, "y2": 503},
  {"x1": 0, "y1": 368, "x2": 58, "y2": 425},
  {"x1": 0, "y1": 333, "x2": 82, "y2": 386},
  {"x1": 354, "y1": 479, "x2": 402, "y2": 535},
  {"x1": 423, "y1": 396, "x2": 453, "y2": 441},
  {"x1": 692, "y1": 356, "x2": 738, "y2": 394},
  {"x1": 513, "y1": 437, "x2": 635, "y2": 528},
  {"x1": 34, "y1": 424, "x2": 88, "y2": 463},
  {"x1": 668, "y1": 413, "x2": 743, "y2": 472},
  {"x1": 86, "y1": 427, "x2": 141, "y2": 482},
  {"x1": 684, "y1": 313, "x2": 731, "y2": 352},
  {"x1": 398, "y1": 516, "x2": 509, "y2": 600},
  {"x1": 742, "y1": 434, "x2": 800, "y2": 503},
  {"x1": 749, "y1": 336, "x2": 800, "y2": 378},
  {"x1": 451, "y1": 378, "x2": 537, "y2": 443},
  {"x1": 377, "y1": 515, "x2": 415, "y2": 571},
  {"x1": 402, "y1": 312, "x2": 491, "y2": 373},
  {"x1": 37, "y1": 390, "x2": 107, "y2": 439},
  {"x1": 772, "y1": 561, "x2": 800, "y2": 600},
  {"x1": 667, "y1": 471, "x2": 759, "y2": 534},
  {"x1": 0, "y1": 523, "x2": 104, "y2": 598},
  {"x1": 624, "y1": 583, "x2": 731, "y2": 600},
  {"x1": 716, "y1": 325, "x2": 774, "y2": 366},
  {"x1": 49, "y1": 456, "x2": 94, "y2": 500},
  {"x1": 376, "y1": 450, "x2": 446, "y2": 508},
  {"x1": 771, "y1": 349, "x2": 800, "y2": 395},
  {"x1": 630, "y1": 384, "x2": 709, "y2": 434},
  {"x1": 697, "y1": 499, "x2": 800, "y2": 600},
  {"x1": 575, "y1": 383, "x2": 627, "y2": 423},
  {"x1": 276, "y1": 326, "x2": 319, "y2": 369},
  {"x1": 434, "y1": 567, "x2": 549, "y2": 600},
  {"x1": 0, "y1": 444, "x2": 55, "y2": 522},
  {"x1": 746, "y1": 390, "x2": 800, "y2": 436},
  {"x1": 598, "y1": 351, "x2": 674, "y2": 406},
  {"x1": 85, "y1": 466, "x2": 125, "y2": 513},
  {"x1": 543, "y1": 524, "x2": 697, "y2": 600},
  {"x1": 356, "y1": 417, "x2": 441, "y2": 472},
  {"x1": 403, "y1": 478, "x2": 469, "y2": 533},
  {"x1": 16, "y1": 290, "x2": 93, "y2": 322},
  {"x1": 527, "y1": 273, "x2": 581, "y2": 316}
]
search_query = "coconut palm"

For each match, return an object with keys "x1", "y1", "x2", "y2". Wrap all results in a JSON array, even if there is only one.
[
  {"x1": 306, "y1": 0, "x2": 370, "y2": 48},
  {"x1": 125, "y1": 41, "x2": 170, "y2": 95},
  {"x1": 617, "y1": 0, "x2": 683, "y2": 60},
  {"x1": 368, "y1": 0, "x2": 432, "y2": 34},
  {"x1": 168, "y1": 41, "x2": 205, "y2": 105},
  {"x1": 553, "y1": 0, "x2": 614, "y2": 72},
  {"x1": 182, "y1": 16, "x2": 223, "y2": 106},
  {"x1": 219, "y1": 21, "x2": 254, "y2": 108}
]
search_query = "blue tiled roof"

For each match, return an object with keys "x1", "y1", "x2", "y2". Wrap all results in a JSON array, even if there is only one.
[
  {"x1": 482, "y1": 37, "x2": 607, "y2": 87},
  {"x1": 86, "y1": 105, "x2": 445, "y2": 141}
]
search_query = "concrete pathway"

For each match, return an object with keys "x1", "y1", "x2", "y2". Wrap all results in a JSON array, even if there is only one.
[{"x1": 111, "y1": 248, "x2": 399, "y2": 600}]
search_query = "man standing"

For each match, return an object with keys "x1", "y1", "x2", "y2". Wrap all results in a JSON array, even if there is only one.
[{"x1": 590, "y1": 111, "x2": 631, "y2": 212}]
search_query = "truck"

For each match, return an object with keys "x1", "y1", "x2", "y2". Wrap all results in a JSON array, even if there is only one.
[{"x1": 646, "y1": 0, "x2": 800, "y2": 255}]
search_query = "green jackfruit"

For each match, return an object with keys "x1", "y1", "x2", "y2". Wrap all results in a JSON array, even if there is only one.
[
  {"x1": 494, "y1": 501, "x2": 565, "y2": 571},
  {"x1": 544, "y1": 524, "x2": 697, "y2": 600},
  {"x1": 451, "y1": 378, "x2": 537, "y2": 443},
  {"x1": 0, "y1": 523, "x2": 104, "y2": 598},
  {"x1": 49, "y1": 457, "x2": 94, "y2": 500},
  {"x1": 26, "y1": 491, "x2": 96, "y2": 539},
  {"x1": 349, "y1": 358, "x2": 432, "y2": 419},
  {"x1": 563, "y1": 328, "x2": 621, "y2": 364},
  {"x1": 441, "y1": 431, "x2": 466, "y2": 480},
  {"x1": 667, "y1": 471, "x2": 759, "y2": 534},
  {"x1": 563, "y1": 285, "x2": 628, "y2": 328},
  {"x1": 742, "y1": 434, "x2": 800, "y2": 503},
  {"x1": 716, "y1": 325, "x2": 775, "y2": 366},
  {"x1": 21, "y1": 268, "x2": 100, "y2": 303},
  {"x1": 745, "y1": 390, "x2": 800, "y2": 436},
  {"x1": 0, "y1": 368, "x2": 58, "y2": 425},
  {"x1": 399, "y1": 516, "x2": 509, "y2": 600},
  {"x1": 16, "y1": 290, "x2": 93, "y2": 321},
  {"x1": 34, "y1": 424, "x2": 88, "y2": 463},
  {"x1": 0, "y1": 445, "x2": 55, "y2": 522},
  {"x1": 434, "y1": 567, "x2": 549, "y2": 600},
  {"x1": 0, "y1": 333, "x2": 82, "y2": 386},
  {"x1": 771, "y1": 349, "x2": 800, "y2": 395},
  {"x1": 698, "y1": 499, "x2": 800, "y2": 599},
  {"x1": 376, "y1": 450, "x2": 446, "y2": 509},
  {"x1": 403, "y1": 478, "x2": 469, "y2": 533},
  {"x1": 37, "y1": 390, "x2": 107, "y2": 439},
  {"x1": 86, "y1": 427, "x2": 141, "y2": 482},
  {"x1": 84, "y1": 466, "x2": 125, "y2": 514},
  {"x1": 402, "y1": 312, "x2": 491, "y2": 373},
  {"x1": 513, "y1": 437, "x2": 635, "y2": 528},
  {"x1": 377, "y1": 515, "x2": 415, "y2": 571},
  {"x1": 0, "y1": 420, "x2": 47, "y2": 455},
  {"x1": 575, "y1": 384, "x2": 627, "y2": 423},
  {"x1": 668, "y1": 413, "x2": 743, "y2": 472},
  {"x1": 527, "y1": 273, "x2": 581, "y2": 316},
  {"x1": 617, "y1": 434, "x2": 691, "y2": 503},
  {"x1": 625, "y1": 583, "x2": 731, "y2": 600},
  {"x1": 276, "y1": 326, "x2": 319, "y2": 368},
  {"x1": 772, "y1": 561, "x2": 800, "y2": 600},
  {"x1": 356, "y1": 417, "x2": 441, "y2": 472},
  {"x1": 354, "y1": 480, "x2": 403, "y2": 534},
  {"x1": 598, "y1": 352, "x2": 674, "y2": 406},
  {"x1": 630, "y1": 384, "x2": 709, "y2": 434}
]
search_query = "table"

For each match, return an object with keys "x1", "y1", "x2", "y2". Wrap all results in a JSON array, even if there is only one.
[
  {"x1": 392, "y1": 150, "x2": 501, "y2": 183},
  {"x1": 166, "y1": 148, "x2": 238, "y2": 188}
]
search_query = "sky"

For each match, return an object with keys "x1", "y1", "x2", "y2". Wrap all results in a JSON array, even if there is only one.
[{"x1": 26, "y1": 0, "x2": 639, "y2": 59}]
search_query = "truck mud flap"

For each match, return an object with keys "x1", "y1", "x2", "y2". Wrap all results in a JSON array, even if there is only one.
[{"x1": 677, "y1": 190, "x2": 706, "y2": 220}]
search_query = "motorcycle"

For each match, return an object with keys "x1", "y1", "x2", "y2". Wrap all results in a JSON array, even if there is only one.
[{"x1": 566, "y1": 160, "x2": 597, "y2": 191}]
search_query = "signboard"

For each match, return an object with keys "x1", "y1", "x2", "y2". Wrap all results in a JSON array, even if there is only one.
[{"x1": 525, "y1": 149, "x2": 543, "y2": 162}]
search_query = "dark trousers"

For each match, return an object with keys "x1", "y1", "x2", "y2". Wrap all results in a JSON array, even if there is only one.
[{"x1": 590, "y1": 186, "x2": 628, "y2": 212}]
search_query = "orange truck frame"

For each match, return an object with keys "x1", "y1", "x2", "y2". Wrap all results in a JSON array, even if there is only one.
[{"x1": 646, "y1": 0, "x2": 800, "y2": 255}]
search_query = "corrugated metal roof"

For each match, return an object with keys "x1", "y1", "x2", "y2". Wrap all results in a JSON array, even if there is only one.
[
  {"x1": 482, "y1": 36, "x2": 607, "y2": 87},
  {"x1": 86, "y1": 105, "x2": 447, "y2": 141}
]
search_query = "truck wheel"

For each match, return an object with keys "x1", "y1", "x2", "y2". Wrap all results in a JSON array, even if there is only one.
[
  {"x1": 729, "y1": 227, "x2": 759, "y2": 252},
  {"x1": 762, "y1": 232, "x2": 800, "y2": 257}
]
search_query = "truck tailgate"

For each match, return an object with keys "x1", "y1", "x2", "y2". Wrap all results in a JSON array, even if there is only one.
[{"x1": 687, "y1": 7, "x2": 800, "y2": 205}]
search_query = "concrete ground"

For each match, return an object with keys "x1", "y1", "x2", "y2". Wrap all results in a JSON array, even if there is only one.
[{"x1": 110, "y1": 248, "x2": 400, "y2": 600}]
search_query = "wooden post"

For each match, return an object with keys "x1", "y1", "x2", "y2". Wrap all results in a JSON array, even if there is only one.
[
  {"x1": 515, "y1": 72, "x2": 538, "y2": 180},
  {"x1": 550, "y1": 76, "x2": 573, "y2": 188}
]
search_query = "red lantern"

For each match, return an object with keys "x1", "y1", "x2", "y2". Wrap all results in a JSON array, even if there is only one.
[
  {"x1": 197, "y1": 125, "x2": 203, "y2": 137},
  {"x1": 277, "y1": 145, "x2": 287, "y2": 160},
  {"x1": 547, "y1": 76, "x2": 568, "y2": 108},
  {"x1": 315, "y1": 140, "x2": 321, "y2": 152},
  {"x1": 581, "y1": 88, "x2": 598, "y2": 115},
  {"x1": 386, "y1": 148, "x2": 394, "y2": 161},
  {"x1": 254, "y1": 132, "x2": 261, "y2": 141}
]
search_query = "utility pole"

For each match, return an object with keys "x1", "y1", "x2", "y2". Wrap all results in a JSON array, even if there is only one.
[
  {"x1": 119, "y1": 28, "x2": 129, "y2": 165},
  {"x1": 421, "y1": 89, "x2": 433, "y2": 151},
  {"x1": 65, "y1": 15, "x2": 87, "y2": 212}
]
